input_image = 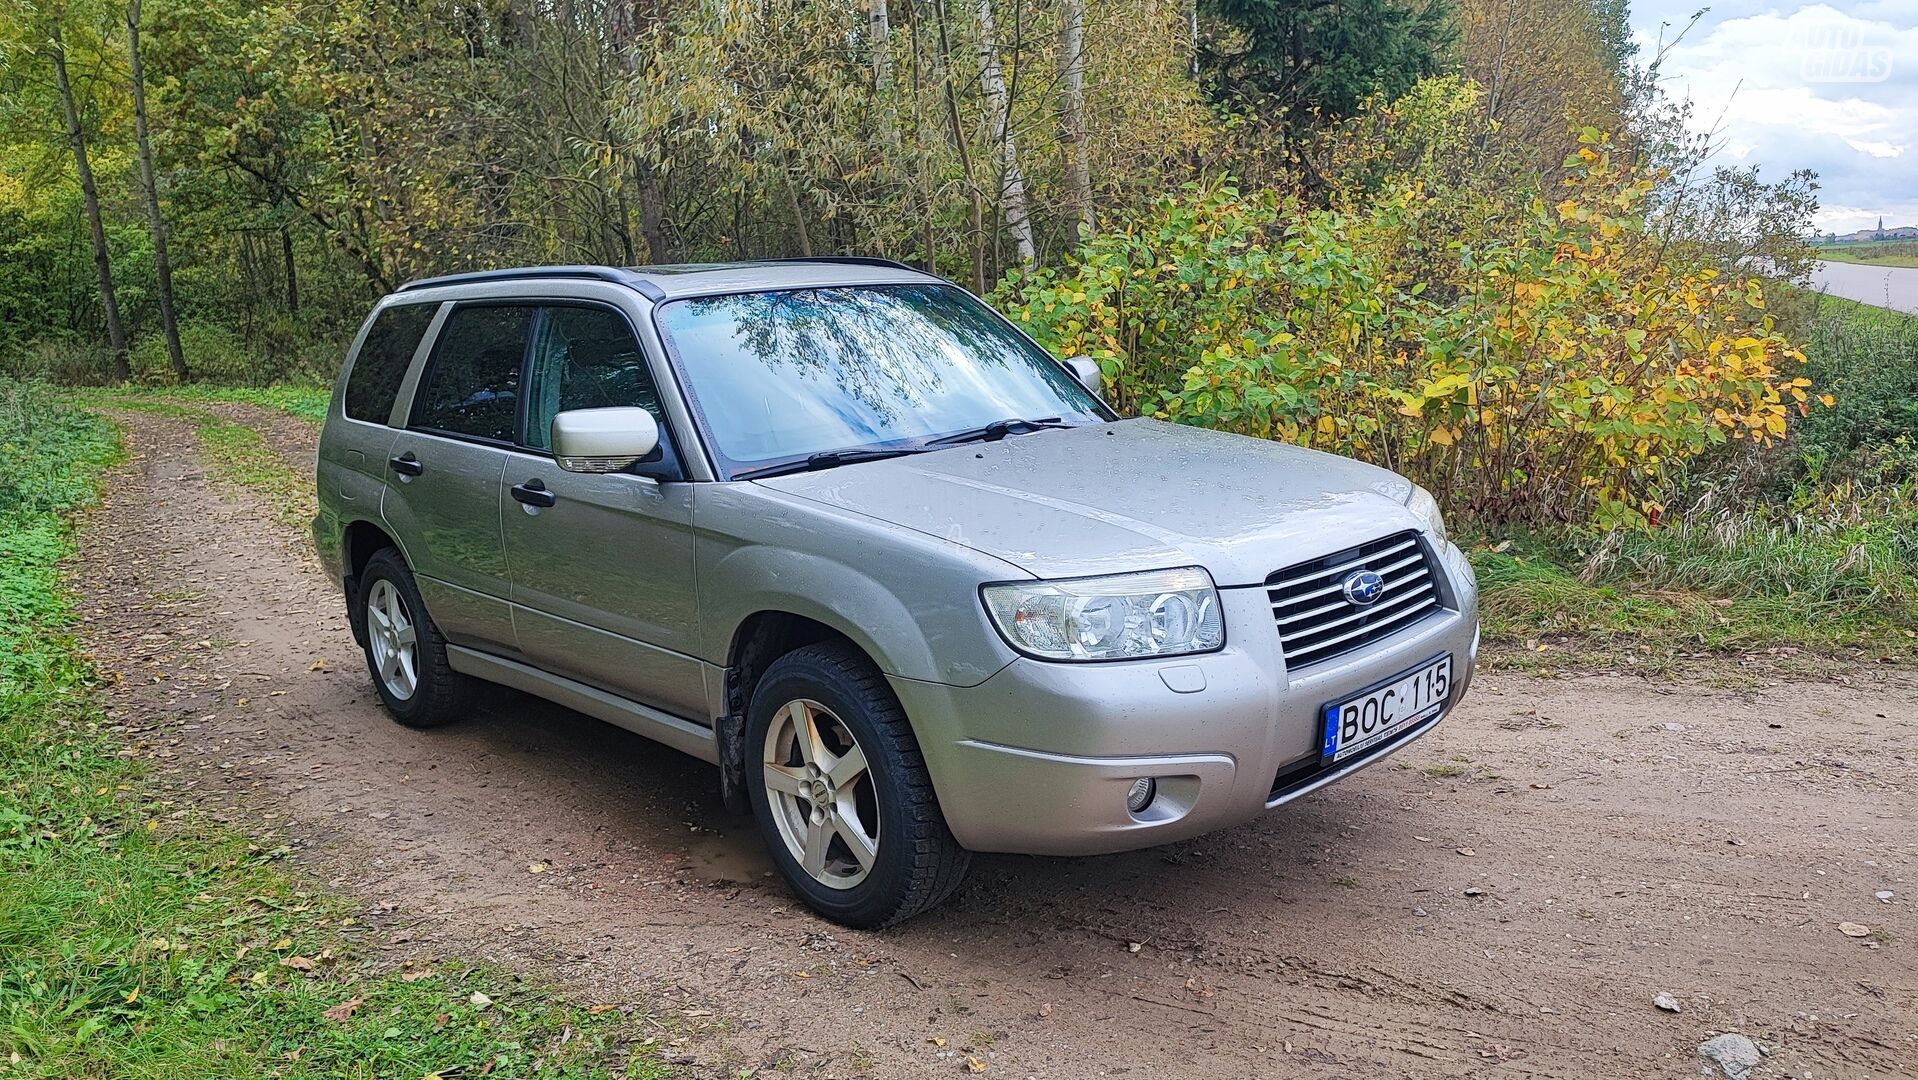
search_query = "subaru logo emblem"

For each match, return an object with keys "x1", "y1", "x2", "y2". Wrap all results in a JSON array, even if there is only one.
[{"x1": 1342, "y1": 569, "x2": 1386, "y2": 607}]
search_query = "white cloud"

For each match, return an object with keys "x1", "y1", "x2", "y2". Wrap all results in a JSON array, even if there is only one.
[{"x1": 1632, "y1": 1, "x2": 1918, "y2": 233}]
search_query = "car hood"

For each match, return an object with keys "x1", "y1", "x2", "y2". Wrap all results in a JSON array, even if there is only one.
[{"x1": 752, "y1": 419, "x2": 1425, "y2": 586}]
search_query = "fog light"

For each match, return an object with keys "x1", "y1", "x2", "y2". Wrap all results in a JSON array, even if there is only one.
[{"x1": 1126, "y1": 777, "x2": 1156, "y2": 814}]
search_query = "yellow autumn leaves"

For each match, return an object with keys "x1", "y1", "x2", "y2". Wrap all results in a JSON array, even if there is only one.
[{"x1": 999, "y1": 130, "x2": 1820, "y2": 528}]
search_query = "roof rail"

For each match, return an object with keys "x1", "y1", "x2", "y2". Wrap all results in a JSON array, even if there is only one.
[
  {"x1": 766, "y1": 256, "x2": 922, "y2": 273},
  {"x1": 394, "y1": 266, "x2": 631, "y2": 293}
]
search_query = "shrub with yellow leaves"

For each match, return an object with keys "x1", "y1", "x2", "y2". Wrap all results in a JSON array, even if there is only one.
[{"x1": 996, "y1": 129, "x2": 1814, "y2": 529}]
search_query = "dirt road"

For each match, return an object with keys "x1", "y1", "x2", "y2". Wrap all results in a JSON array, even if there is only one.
[{"x1": 70, "y1": 407, "x2": 1917, "y2": 1078}]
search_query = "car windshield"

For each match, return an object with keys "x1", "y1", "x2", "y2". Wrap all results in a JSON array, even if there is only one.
[{"x1": 655, "y1": 284, "x2": 1111, "y2": 477}]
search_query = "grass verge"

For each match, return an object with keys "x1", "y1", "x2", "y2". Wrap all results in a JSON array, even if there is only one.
[
  {"x1": 77, "y1": 383, "x2": 333, "y2": 424},
  {"x1": 0, "y1": 380, "x2": 677, "y2": 1078},
  {"x1": 1817, "y1": 241, "x2": 1918, "y2": 268},
  {"x1": 1471, "y1": 519, "x2": 1918, "y2": 673}
]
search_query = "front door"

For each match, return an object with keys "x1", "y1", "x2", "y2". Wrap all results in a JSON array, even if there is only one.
[
  {"x1": 379, "y1": 303, "x2": 533, "y2": 652},
  {"x1": 501, "y1": 303, "x2": 705, "y2": 722}
]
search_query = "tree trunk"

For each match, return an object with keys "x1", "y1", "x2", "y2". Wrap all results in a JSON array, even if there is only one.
[
  {"x1": 1058, "y1": 0, "x2": 1093, "y2": 242},
  {"x1": 934, "y1": 0, "x2": 987, "y2": 292},
  {"x1": 869, "y1": 0, "x2": 892, "y2": 90},
  {"x1": 50, "y1": 24, "x2": 129, "y2": 382},
  {"x1": 972, "y1": 0, "x2": 1036, "y2": 269},
  {"x1": 280, "y1": 225, "x2": 300, "y2": 315},
  {"x1": 127, "y1": 0, "x2": 188, "y2": 382},
  {"x1": 784, "y1": 172, "x2": 813, "y2": 257}
]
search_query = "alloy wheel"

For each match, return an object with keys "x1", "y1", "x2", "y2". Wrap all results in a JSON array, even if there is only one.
[
  {"x1": 364, "y1": 578, "x2": 419, "y2": 700},
  {"x1": 761, "y1": 698, "x2": 880, "y2": 889}
]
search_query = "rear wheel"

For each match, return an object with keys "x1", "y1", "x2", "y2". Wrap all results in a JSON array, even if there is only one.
[
  {"x1": 745, "y1": 643, "x2": 970, "y2": 927},
  {"x1": 357, "y1": 549, "x2": 471, "y2": 728}
]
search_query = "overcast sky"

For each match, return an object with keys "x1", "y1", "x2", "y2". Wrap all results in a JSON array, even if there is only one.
[{"x1": 1630, "y1": 0, "x2": 1917, "y2": 233}]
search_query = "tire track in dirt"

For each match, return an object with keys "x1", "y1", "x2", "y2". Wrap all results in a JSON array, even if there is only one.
[{"x1": 69, "y1": 406, "x2": 1918, "y2": 1078}]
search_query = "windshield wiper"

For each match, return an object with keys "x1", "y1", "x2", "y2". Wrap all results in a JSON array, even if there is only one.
[
  {"x1": 923, "y1": 416, "x2": 1071, "y2": 447},
  {"x1": 732, "y1": 446, "x2": 929, "y2": 481}
]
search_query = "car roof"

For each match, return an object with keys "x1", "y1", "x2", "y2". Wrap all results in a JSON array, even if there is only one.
[{"x1": 393, "y1": 258, "x2": 942, "y2": 303}]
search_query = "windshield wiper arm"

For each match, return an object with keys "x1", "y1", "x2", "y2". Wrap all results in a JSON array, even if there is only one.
[
  {"x1": 732, "y1": 446, "x2": 928, "y2": 481},
  {"x1": 923, "y1": 416, "x2": 1070, "y2": 447}
]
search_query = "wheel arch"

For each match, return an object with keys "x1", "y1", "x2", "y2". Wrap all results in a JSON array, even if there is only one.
[
  {"x1": 716, "y1": 610, "x2": 877, "y2": 812},
  {"x1": 341, "y1": 518, "x2": 403, "y2": 644}
]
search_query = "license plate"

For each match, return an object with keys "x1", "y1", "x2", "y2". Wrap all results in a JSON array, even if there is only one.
[{"x1": 1320, "y1": 654, "x2": 1452, "y2": 763}]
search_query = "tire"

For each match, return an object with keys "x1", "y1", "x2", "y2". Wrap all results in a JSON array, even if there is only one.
[
  {"x1": 356, "y1": 548, "x2": 472, "y2": 729},
  {"x1": 744, "y1": 642, "x2": 970, "y2": 928}
]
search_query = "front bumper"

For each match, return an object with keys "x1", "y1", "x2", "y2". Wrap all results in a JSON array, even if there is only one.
[{"x1": 892, "y1": 538, "x2": 1479, "y2": 856}]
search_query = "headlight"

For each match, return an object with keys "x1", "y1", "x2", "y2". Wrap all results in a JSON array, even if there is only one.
[
  {"x1": 1405, "y1": 484, "x2": 1448, "y2": 544},
  {"x1": 982, "y1": 567, "x2": 1225, "y2": 661}
]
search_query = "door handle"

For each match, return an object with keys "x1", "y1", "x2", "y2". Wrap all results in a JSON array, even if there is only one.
[
  {"x1": 388, "y1": 453, "x2": 423, "y2": 476},
  {"x1": 511, "y1": 478, "x2": 557, "y2": 507}
]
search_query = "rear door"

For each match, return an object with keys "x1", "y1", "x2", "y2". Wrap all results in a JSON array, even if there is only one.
[
  {"x1": 380, "y1": 303, "x2": 534, "y2": 653},
  {"x1": 316, "y1": 301, "x2": 439, "y2": 571},
  {"x1": 500, "y1": 302, "x2": 705, "y2": 721}
]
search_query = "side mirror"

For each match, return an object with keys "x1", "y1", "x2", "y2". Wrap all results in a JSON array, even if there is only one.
[
  {"x1": 551, "y1": 407, "x2": 660, "y2": 474},
  {"x1": 1064, "y1": 356, "x2": 1104, "y2": 399}
]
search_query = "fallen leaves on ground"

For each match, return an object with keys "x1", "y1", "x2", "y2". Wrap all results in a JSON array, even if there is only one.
[{"x1": 321, "y1": 998, "x2": 362, "y2": 1022}]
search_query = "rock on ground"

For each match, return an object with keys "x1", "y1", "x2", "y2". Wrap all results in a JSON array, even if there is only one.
[{"x1": 1697, "y1": 1033, "x2": 1762, "y2": 1079}]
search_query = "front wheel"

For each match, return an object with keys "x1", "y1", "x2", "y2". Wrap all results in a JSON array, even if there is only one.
[{"x1": 745, "y1": 643, "x2": 970, "y2": 928}]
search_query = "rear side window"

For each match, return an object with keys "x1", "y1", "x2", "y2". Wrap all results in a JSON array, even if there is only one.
[
  {"x1": 410, "y1": 305, "x2": 534, "y2": 443},
  {"x1": 344, "y1": 303, "x2": 437, "y2": 423}
]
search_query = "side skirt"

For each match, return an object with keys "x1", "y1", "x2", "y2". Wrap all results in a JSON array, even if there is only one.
[{"x1": 446, "y1": 645, "x2": 721, "y2": 765}]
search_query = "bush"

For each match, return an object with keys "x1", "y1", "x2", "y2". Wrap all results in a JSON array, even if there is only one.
[
  {"x1": 0, "y1": 337, "x2": 116, "y2": 386},
  {"x1": 129, "y1": 321, "x2": 254, "y2": 385},
  {"x1": 0, "y1": 380, "x2": 121, "y2": 520},
  {"x1": 1791, "y1": 297, "x2": 1918, "y2": 484},
  {"x1": 997, "y1": 123, "x2": 1809, "y2": 530}
]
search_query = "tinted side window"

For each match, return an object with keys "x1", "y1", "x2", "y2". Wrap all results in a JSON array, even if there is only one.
[
  {"x1": 411, "y1": 305, "x2": 533, "y2": 443},
  {"x1": 523, "y1": 306, "x2": 665, "y2": 451},
  {"x1": 344, "y1": 303, "x2": 437, "y2": 423}
]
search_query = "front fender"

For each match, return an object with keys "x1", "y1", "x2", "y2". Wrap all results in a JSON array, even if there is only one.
[{"x1": 694, "y1": 484, "x2": 1026, "y2": 687}]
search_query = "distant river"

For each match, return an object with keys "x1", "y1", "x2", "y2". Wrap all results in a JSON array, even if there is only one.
[{"x1": 1808, "y1": 259, "x2": 1918, "y2": 314}]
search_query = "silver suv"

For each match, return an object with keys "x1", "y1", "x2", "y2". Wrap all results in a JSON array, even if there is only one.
[{"x1": 314, "y1": 259, "x2": 1479, "y2": 927}]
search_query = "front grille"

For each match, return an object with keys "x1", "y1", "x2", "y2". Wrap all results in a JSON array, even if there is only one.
[{"x1": 1266, "y1": 531, "x2": 1443, "y2": 669}]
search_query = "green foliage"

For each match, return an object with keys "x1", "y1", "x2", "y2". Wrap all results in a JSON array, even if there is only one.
[
  {"x1": 1204, "y1": 0, "x2": 1459, "y2": 120},
  {"x1": 1792, "y1": 302, "x2": 1918, "y2": 484},
  {"x1": 0, "y1": 382, "x2": 122, "y2": 525},
  {"x1": 998, "y1": 102, "x2": 1808, "y2": 530},
  {"x1": 0, "y1": 381, "x2": 676, "y2": 1078},
  {"x1": 129, "y1": 321, "x2": 250, "y2": 385}
]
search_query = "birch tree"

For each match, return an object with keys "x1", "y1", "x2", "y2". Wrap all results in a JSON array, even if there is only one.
[
  {"x1": 1058, "y1": 0, "x2": 1093, "y2": 241},
  {"x1": 972, "y1": 0, "x2": 1035, "y2": 268}
]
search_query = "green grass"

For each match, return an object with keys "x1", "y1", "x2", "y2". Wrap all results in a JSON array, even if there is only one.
[
  {"x1": 1471, "y1": 512, "x2": 1918, "y2": 669},
  {"x1": 1817, "y1": 240, "x2": 1918, "y2": 268},
  {"x1": 0, "y1": 379, "x2": 679, "y2": 1078},
  {"x1": 79, "y1": 383, "x2": 333, "y2": 424}
]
